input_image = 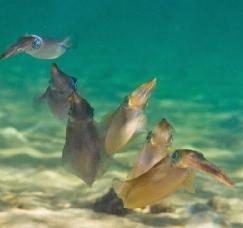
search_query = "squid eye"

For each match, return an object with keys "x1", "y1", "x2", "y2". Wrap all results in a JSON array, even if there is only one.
[
  {"x1": 171, "y1": 150, "x2": 181, "y2": 164},
  {"x1": 146, "y1": 130, "x2": 153, "y2": 142},
  {"x1": 32, "y1": 38, "x2": 42, "y2": 49},
  {"x1": 72, "y1": 77, "x2": 78, "y2": 90},
  {"x1": 68, "y1": 77, "x2": 77, "y2": 91}
]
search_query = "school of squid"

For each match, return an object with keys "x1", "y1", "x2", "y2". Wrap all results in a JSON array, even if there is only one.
[{"x1": 0, "y1": 34, "x2": 234, "y2": 210}]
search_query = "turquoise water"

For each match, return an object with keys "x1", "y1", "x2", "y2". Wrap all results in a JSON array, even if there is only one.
[{"x1": 0, "y1": 0, "x2": 243, "y2": 227}]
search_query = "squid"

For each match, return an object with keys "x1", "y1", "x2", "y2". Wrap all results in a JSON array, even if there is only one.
[
  {"x1": 99, "y1": 79, "x2": 156, "y2": 155},
  {"x1": 115, "y1": 149, "x2": 234, "y2": 209}
]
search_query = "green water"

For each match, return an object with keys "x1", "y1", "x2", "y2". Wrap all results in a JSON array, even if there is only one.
[{"x1": 0, "y1": 0, "x2": 243, "y2": 227}]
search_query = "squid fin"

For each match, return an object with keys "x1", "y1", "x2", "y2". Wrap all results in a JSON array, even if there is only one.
[
  {"x1": 60, "y1": 34, "x2": 79, "y2": 50},
  {"x1": 32, "y1": 87, "x2": 49, "y2": 110},
  {"x1": 135, "y1": 114, "x2": 147, "y2": 133}
]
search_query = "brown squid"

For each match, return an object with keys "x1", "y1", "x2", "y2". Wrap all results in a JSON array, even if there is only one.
[
  {"x1": 62, "y1": 92, "x2": 101, "y2": 186},
  {"x1": 35, "y1": 63, "x2": 77, "y2": 119}
]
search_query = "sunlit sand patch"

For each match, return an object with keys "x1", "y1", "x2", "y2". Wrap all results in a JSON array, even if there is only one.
[{"x1": 0, "y1": 208, "x2": 150, "y2": 228}]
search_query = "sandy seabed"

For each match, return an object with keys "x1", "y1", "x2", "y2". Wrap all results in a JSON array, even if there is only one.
[
  {"x1": 0, "y1": 77, "x2": 243, "y2": 227},
  {"x1": 0, "y1": 128, "x2": 243, "y2": 228}
]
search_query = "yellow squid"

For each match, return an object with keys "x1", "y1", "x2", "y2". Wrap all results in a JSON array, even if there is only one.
[
  {"x1": 99, "y1": 79, "x2": 156, "y2": 155},
  {"x1": 128, "y1": 118, "x2": 173, "y2": 179},
  {"x1": 115, "y1": 149, "x2": 234, "y2": 209}
]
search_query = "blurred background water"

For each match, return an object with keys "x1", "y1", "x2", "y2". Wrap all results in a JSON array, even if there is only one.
[{"x1": 0, "y1": 0, "x2": 243, "y2": 227}]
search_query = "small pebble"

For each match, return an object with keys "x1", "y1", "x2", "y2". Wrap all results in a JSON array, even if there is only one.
[
  {"x1": 188, "y1": 203, "x2": 211, "y2": 214},
  {"x1": 92, "y1": 188, "x2": 130, "y2": 216}
]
